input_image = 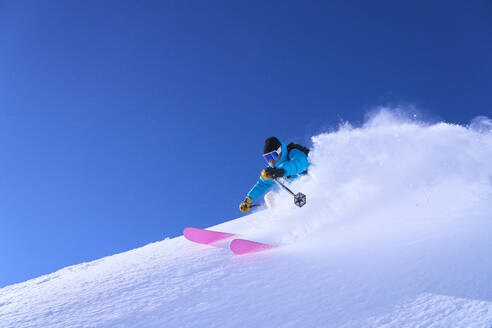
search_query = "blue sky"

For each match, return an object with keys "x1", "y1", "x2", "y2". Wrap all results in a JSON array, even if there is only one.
[{"x1": 1, "y1": 1, "x2": 491, "y2": 287}]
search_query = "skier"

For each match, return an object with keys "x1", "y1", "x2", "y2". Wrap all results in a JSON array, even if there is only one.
[{"x1": 239, "y1": 136, "x2": 310, "y2": 213}]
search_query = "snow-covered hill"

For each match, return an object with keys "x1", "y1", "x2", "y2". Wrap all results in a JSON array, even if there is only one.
[{"x1": 2, "y1": 110, "x2": 492, "y2": 328}]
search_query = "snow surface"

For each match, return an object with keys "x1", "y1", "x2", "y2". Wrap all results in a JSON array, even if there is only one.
[{"x1": 2, "y1": 110, "x2": 492, "y2": 327}]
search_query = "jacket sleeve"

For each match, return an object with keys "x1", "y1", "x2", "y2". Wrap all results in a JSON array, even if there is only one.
[
  {"x1": 277, "y1": 149, "x2": 309, "y2": 177},
  {"x1": 246, "y1": 176, "x2": 275, "y2": 201}
]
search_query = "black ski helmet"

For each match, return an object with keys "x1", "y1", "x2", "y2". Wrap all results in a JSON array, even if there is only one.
[{"x1": 264, "y1": 137, "x2": 281, "y2": 154}]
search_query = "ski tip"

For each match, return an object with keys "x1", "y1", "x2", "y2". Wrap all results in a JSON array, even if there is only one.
[
  {"x1": 230, "y1": 239, "x2": 275, "y2": 255},
  {"x1": 183, "y1": 227, "x2": 198, "y2": 239},
  {"x1": 183, "y1": 227, "x2": 197, "y2": 236},
  {"x1": 184, "y1": 227, "x2": 235, "y2": 245}
]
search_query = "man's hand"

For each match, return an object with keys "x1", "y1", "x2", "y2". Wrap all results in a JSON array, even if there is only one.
[
  {"x1": 239, "y1": 197, "x2": 253, "y2": 213},
  {"x1": 261, "y1": 167, "x2": 285, "y2": 180}
]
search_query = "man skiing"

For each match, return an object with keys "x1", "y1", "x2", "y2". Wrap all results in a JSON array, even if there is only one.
[{"x1": 239, "y1": 137, "x2": 310, "y2": 213}]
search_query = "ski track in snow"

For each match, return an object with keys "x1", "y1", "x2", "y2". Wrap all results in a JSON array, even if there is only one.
[{"x1": 1, "y1": 110, "x2": 492, "y2": 327}]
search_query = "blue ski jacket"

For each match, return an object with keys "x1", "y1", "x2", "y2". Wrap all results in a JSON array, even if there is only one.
[{"x1": 247, "y1": 140, "x2": 309, "y2": 201}]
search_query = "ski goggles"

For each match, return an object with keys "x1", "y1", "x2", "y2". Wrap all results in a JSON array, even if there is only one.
[{"x1": 262, "y1": 146, "x2": 282, "y2": 163}]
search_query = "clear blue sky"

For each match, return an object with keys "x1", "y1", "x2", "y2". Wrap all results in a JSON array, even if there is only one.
[{"x1": 1, "y1": 1, "x2": 491, "y2": 287}]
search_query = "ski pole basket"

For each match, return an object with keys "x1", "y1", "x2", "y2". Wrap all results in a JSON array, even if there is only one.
[
  {"x1": 294, "y1": 192, "x2": 306, "y2": 207},
  {"x1": 273, "y1": 178, "x2": 307, "y2": 208}
]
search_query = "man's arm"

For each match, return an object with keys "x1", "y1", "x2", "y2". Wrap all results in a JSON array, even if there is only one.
[{"x1": 246, "y1": 176, "x2": 275, "y2": 201}]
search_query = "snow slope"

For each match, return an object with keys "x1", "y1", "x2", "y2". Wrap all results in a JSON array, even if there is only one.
[{"x1": 2, "y1": 110, "x2": 492, "y2": 327}]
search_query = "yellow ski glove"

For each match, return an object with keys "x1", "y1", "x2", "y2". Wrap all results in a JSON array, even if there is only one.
[{"x1": 239, "y1": 197, "x2": 253, "y2": 213}]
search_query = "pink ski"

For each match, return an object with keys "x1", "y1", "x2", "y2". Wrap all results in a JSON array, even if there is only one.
[
  {"x1": 230, "y1": 238, "x2": 274, "y2": 255},
  {"x1": 183, "y1": 227, "x2": 235, "y2": 245}
]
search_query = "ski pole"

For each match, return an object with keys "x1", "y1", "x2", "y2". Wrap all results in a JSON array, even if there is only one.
[
  {"x1": 273, "y1": 178, "x2": 307, "y2": 208},
  {"x1": 273, "y1": 178, "x2": 295, "y2": 196}
]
